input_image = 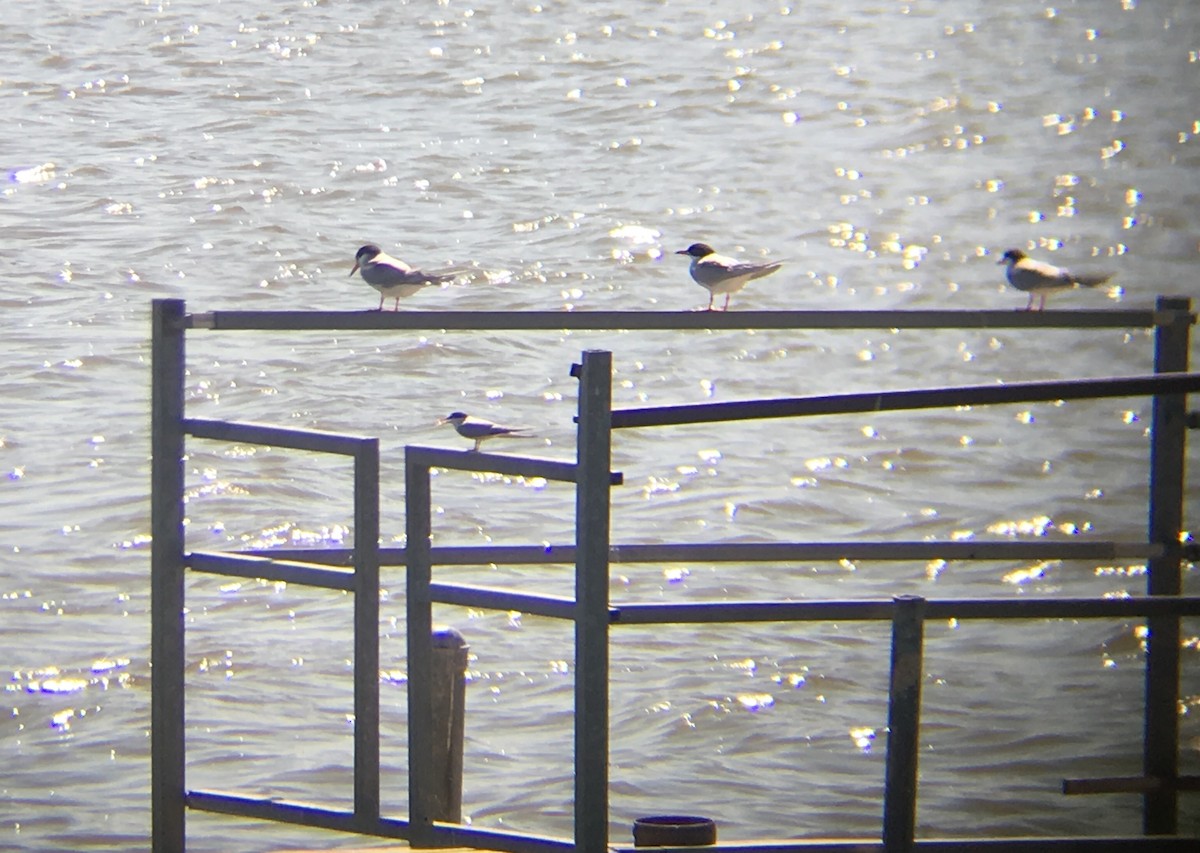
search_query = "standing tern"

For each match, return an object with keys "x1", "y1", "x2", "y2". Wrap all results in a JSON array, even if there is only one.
[
  {"x1": 675, "y1": 242, "x2": 782, "y2": 311},
  {"x1": 438, "y1": 412, "x2": 533, "y2": 452},
  {"x1": 350, "y1": 244, "x2": 455, "y2": 311},
  {"x1": 998, "y1": 248, "x2": 1113, "y2": 311}
]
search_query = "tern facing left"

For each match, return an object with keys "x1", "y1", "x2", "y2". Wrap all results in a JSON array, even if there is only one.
[
  {"x1": 675, "y1": 242, "x2": 782, "y2": 311},
  {"x1": 998, "y1": 248, "x2": 1113, "y2": 311},
  {"x1": 438, "y1": 412, "x2": 533, "y2": 451},
  {"x1": 350, "y1": 244, "x2": 455, "y2": 311}
]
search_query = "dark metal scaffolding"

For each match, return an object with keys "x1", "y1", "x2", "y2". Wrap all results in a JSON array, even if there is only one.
[{"x1": 151, "y1": 299, "x2": 1198, "y2": 852}]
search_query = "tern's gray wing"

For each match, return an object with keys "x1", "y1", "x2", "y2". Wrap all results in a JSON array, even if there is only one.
[
  {"x1": 456, "y1": 421, "x2": 527, "y2": 439},
  {"x1": 1007, "y1": 260, "x2": 1073, "y2": 292},
  {"x1": 695, "y1": 258, "x2": 780, "y2": 283},
  {"x1": 741, "y1": 261, "x2": 783, "y2": 281},
  {"x1": 364, "y1": 265, "x2": 452, "y2": 288},
  {"x1": 1068, "y1": 270, "x2": 1113, "y2": 288}
]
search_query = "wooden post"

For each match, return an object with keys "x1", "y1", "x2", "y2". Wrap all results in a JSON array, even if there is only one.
[
  {"x1": 151, "y1": 299, "x2": 187, "y2": 853},
  {"x1": 430, "y1": 627, "x2": 469, "y2": 823},
  {"x1": 1143, "y1": 295, "x2": 1192, "y2": 834}
]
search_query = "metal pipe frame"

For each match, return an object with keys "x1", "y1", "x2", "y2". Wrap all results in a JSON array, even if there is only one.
[
  {"x1": 153, "y1": 300, "x2": 1197, "y2": 853},
  {"x1": 611, "y1": 371, "x2": 1200, "y2": 430},
  {"x1": 242, "y1": 538, "x2": 1166, "y2": 568},
  {"x1": 185, "y1": 307, "x2": 1174, "y2": 332},
  {"x1": 404, "y1": 441, "x2": 619, "y2": 846}
]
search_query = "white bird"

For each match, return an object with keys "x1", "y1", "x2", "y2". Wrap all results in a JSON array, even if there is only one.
[
  {"x1": 675, "y1": 242, "x2": 782, "y2": 311},
  {"x1": 997, "y1": 248, "x2": 1113, "y2": 311},
  {"x1": 438, "y1": 412, "x2": 533, "y2": 452},
  {"x1": 349, "y1": 244, "x2": 455, "y2": 311}
]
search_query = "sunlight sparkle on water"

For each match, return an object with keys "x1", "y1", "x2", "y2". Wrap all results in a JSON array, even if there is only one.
[
  {"x1": 849, "y1": 726, "x2": 875, "y2": 753},
  {"x1": 1003, "y1": 560, "x2": 1058, "y2": 586},
  {"x1": 987, "y1": 515, "x2": 1052, "y2": 537},
  {"x1": 664, "y1": 567, "x2": 689, "y2": 584},
  {"x1": 736, "y1": 693, "x2": 775, "y2": 712}
]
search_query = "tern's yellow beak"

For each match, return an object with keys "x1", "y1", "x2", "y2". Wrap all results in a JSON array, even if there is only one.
[{"x1": 350, "y1": 261, "x2": 360, "y2": 277}]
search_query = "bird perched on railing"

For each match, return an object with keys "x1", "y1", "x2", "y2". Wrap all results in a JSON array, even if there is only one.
[
  {"x1": 675, "y1": 242, "x2": 782, "y2": 311},
  {"x1": 438, "y1": 412, "x2": 533, "y2": 452},
  {"x1": 997, "y1": 248, "x2": 1113, "y2": 311},
  {"x1": 350, "y1": 244, "x2": 456, "y2": 311}
]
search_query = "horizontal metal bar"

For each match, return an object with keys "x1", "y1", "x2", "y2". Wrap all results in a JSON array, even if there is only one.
[
  {"x1": 185, "y1": 308, "x2": 1176, "y2": 332},
  {"x1": 407, "y1": 445, "x2": 623, "y2": 485},
  {"x1": 429, "y1": 582, "x2": 585, "y2": 620},
  {"x1": 606, "y1": 540, "x2": 1163, "y2": 563},
  {"x1": 245, "y1": 539, "x2": 1163, "y2": 568},
  {"x1": 923, "y1": 596, "x2": 1200, "y2": 620},
  {"x1": 1064, "y1": 775, "x2": 1200, "y2": 795},
  {"x1": 185, "y1": 417, "x2": 373, "y2": 455},
  {"x1": 613, "y1": 372, "x2": 1200, "y2": 429},
  {"x1": 608, "y1": 842, "x2": 883, "y2": 853},
  {"x1": 430, "y1": 821, "x2": 577, "y2": 853},
  {"x1": 186, "y1": 789, "x2": 408, "y2": 837},
  {"x1": 182, "y1": 789, "x2": 1200, "y2": 853},
  {"x1": 614, "y1": 596, "x2": 1200, "y2": 625},
  {"x1": 187, "y1": 551, "x2": 355, "y2": 591},
  {"x1": 606, "y1": 838, "x2": 1200, "y2": 853},
  {"x1": 615, "y1": 600, "x2": 898, "y2": 623}
]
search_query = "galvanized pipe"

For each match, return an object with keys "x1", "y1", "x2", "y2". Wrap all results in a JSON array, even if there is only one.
[
  {"x1": 354, "y1": 440, "x2": 382, "y2": 826},
  {"x1": 151, "y1": 299, "x2": 187, "y2": 853},
  {"x1": 1143, "y1": 295, "x2": 1192, "y2": 834},
  {"x1": 406, "y1": 458, "x2": 436, "y2": 846},
  {"x1": 573, "y1": 350, "x2": 615, "y2": 853}
]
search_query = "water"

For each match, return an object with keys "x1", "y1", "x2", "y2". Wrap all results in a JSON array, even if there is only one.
[{"x1": 2, "y1": 0, "x2": 1199, "y2": 850}]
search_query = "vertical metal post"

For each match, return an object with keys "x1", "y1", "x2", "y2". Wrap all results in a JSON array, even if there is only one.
[
  {"x1": 354, "y1": 440, "x2": 382, "y2": 828},
  {"x1": 406, "y1": 457, "x2": 436, "y2": 846},
  {"x1": 151, "y1": 299, "x2": 187, "y2": 853},
  {"x1": 882, "y1": 595, "x2": 925, "y2": 853},
  {"x1": 572, "y1": 350, "x2": 614, "y2": 853},
  {"x1": 1143, "y1": 295, "x2": 1191, "y2": 834}
]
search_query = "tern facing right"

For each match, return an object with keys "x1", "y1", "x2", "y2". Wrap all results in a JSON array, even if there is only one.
[
  {"x1": 438, "y1": 412, "x2": 533, "y2": 452},
  {"x1": 998, "y1": 248, "x2": 1113, "y2": 311},
  {"x1": 350, "y1": 244, "x2": 456, "y2": 311},
  {"x1": 675, "y1": 242, "x2": 782, "y2": 311}
]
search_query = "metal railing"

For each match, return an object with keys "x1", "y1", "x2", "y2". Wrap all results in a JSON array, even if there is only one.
[{"x1": 151, "y1": 297, "x2": 1199, "y2": 852}]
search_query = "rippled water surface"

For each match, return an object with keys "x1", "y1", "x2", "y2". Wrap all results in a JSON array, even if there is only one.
[{"x1": 3, "y1": 0, "x2": 1199, "y2": 850}]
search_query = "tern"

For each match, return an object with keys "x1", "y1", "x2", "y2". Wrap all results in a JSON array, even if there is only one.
[
  {"x1": 998, "y1": 248, "x2": 1113, "y2": 311},
  {"x1": 675, "y1": 242, "x2": 782, "y2": 311},
  {"x1": 350, "y1": 244, "x2": 455, "y2": 311},
  {"x1": 438, "y1": 412, "x2": 533, "y2": 451}
]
